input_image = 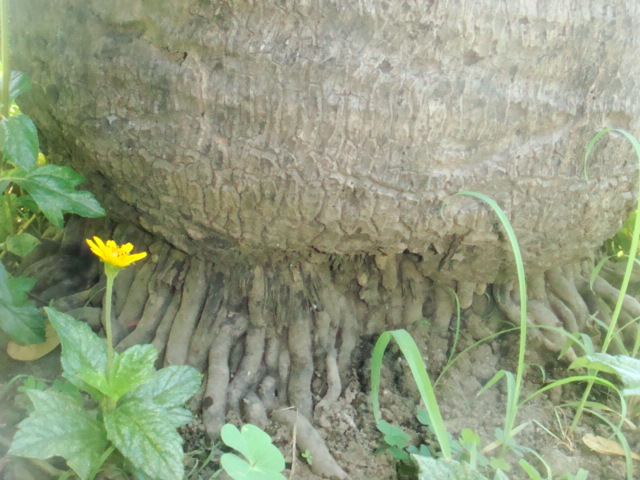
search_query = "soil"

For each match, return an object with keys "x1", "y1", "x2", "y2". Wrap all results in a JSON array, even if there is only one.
[{"x1": 2, "y1": 303, "x2": 639, "y2": 480}]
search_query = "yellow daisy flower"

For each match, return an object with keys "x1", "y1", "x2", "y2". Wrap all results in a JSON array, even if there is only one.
[{"x1": 86, "y1": 236, "x2": 147, "y2": 269}]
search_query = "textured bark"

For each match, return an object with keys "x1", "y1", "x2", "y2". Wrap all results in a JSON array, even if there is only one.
[
  {"x1": 9, "y1": 2, "x2": 640, "y2": 477},
  {"x1": 10, "y1": 0, "x2": 640, "y2": 284}
]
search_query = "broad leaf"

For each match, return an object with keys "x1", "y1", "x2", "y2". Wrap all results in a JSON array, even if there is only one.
[
  {"x1": 9, "y1": 389, "x2": 108, "y2": 480},
  {"x1": 221, "y1": 424, "x2": 286, "y2": 477},
  {"x1": 0, "y1": 114, "x2": 38, "y2": 170},
  {"x1": 4, "y1": 165, "x2": 105, "y2": 228},
  {"x1": 377, "y1": 420, "x2": 411, "y2": 449},
  {"x1": 221, "y1": 453, "x2": 286, "y2": 480},
  {"x1": 108, "y1": 344, "x2": 157, "y2": 400},
  {"x1": 583, "y1": 353, "x2": 640, "y2": 396},
  {"x1": 124, "y1": 365, "x2": 201, "y2": 427},
  {"x1": 104, "y1": 399, "x2": 184, "y2": 480},
  {"x1": 7, "y1": 274, "x2": 36, "y2": 304},
  {"x1": 413, "y1": 454, "x2": 489, "y2": 480},
  {"x1": 0, "y1": 261, "x2": 45, "y2": 344},
  {"x1": 6, "y1": 232, "x2": 40, "y2": 257},
  {"x1": 127, "y1": 365, "x2": 201, "y2": 409},
  {"x1": 45, "y1": 307, "x2": 107, "y2": 399},
  {"x1": 0, "y1": 70, "x2": 31, "y2": 105}
]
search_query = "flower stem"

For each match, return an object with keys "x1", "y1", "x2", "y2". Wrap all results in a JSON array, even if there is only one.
[{"x1": 104, "y1": 266, "x2": 118, "y2": 377}]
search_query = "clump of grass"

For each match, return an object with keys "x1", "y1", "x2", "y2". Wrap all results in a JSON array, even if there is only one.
[
  {"x1": 570, "y1": 129, "x2": 640, "y2": 451},
  {"x1": 371, "y1": 191, "x2": 535, "y2": 477}
]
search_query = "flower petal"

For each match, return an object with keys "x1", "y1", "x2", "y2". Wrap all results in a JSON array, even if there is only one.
[{"x1": 85, "y1": 236, "x2": 147, "y2": 270}]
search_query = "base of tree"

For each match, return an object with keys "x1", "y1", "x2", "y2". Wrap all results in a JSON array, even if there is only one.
[{"x1": 19, "y1": 218, "x2": 639, "y2": 478}]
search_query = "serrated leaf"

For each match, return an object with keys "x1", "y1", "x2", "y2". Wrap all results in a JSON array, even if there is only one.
[
  {"x1": 412, "y1": 454, "x2": 489, "y2": 480},
  {"x1": 107, "y1": 344, "x2": 157, "y2": 400},
  {"x1": 9, "y1": 389, "x2": 108, "y2": 480},
  {"x1": 6, "y1": 232, "x2": 40, "y2": 257},
  {"x1": 0, "y1": 261, "x2": 45, "y2": 344},
  {"x1": 104, "y1": 399, "x2": 184, "y2": 480},
  {"x1": 0, "y1": 70, "x2": 31, "y2": 105},
  {"x1": 221, "y1": 424, "x2": 285, "y2": 476},
  {"x1": 45, "y1": 307, "x2": 107, "y2": 399},
  {"x1": 0, "y1": 114, "x2": 38, "y2": 170},
  {"x1": 4, "y1": 165, "x2": 105, "y2": 228},
  {"x1": 126, "y1": 364, "x2": 201, "y2": 416}
]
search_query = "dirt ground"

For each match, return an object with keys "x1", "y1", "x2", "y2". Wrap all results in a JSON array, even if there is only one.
[{"x1": 2, "y1": 303, "x2": 638, "y2": 480}]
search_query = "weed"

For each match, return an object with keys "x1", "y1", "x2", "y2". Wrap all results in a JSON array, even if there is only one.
[
  {"x1": 301, "y1": 448, "x2": 313, "y2": 465},
  {"x1": 371, "y1": 190, "x2": 594, "y2": 478},
  {"x1": 220, "y1": 423, "x2": 286, "y2": 480},
  {"x1": 9, "y1": 238, "x2": 201, "y2": 480},
  {"x1": 571, "y1": 129, "x2": 640, "y2": 436}
]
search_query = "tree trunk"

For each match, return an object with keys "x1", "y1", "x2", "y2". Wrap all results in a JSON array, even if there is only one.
[{"x1": 10, "y1": 1, "x2": 640, "y2": 477}]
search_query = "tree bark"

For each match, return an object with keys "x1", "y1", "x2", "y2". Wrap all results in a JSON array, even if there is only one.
[
  {"x1": 10, "y1": 0, "x2": 640, "y2": 282},
  {"x1": 9, "y1": 2, "x2": 640, "y2": 477}
]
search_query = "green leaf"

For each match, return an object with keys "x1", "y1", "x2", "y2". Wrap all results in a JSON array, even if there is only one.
[
  {"x1": 104, "y1": 399, "x2": 185, "y2": 480},
  {"x1": 9, "y1": 389, "x2": 108, "y2": 480},
  {"x1": 0, "y1": 114, "x2": 38, "y2": 170},
  {"x1": 0, "y1": 192, "x2": 17, "y2": 240},
  {"x1": 220, "y1": 424, "x2": 286, "y2": 479},
  {"x1": 3, "y1": 165, "x2": 105, "y2": 228},
  {"x1": 126, "y1": 364, "x2": 201, "y2": 426},
  {"x1": 377, "y1": 420, "x2": 411, "y2": 449},
  {"x1": 0, "y1": 70, "x2": 31, "y2": 105},
  {"x1": 0, "y1": 261, "x2": 45, "y2": 344},
  {"x1": 45, "y1": 307, "x2": 107, "y2": 399},
  {"x1": 583, "y1": 353, "x2": 640, "y2": 396},
  {"x1": 413, "y1": 454, "x2": 489, "y2": 480},
  {"x1": 107, "y1": 344, "x2": 157, "y2": 400},
  {"x1": 6, "y1": 232, "x2": 40, "y2": 257},
  {"x1": 460, "y1": 428, "x2": 480, "y2": 446},
  {"x1": 7, "y1": 274, "x2": 36, "y2": 304}
]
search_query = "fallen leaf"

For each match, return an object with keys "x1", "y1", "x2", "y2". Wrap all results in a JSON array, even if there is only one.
[
  {"x1": 6, "y1": 321, "x2": 60, "y2": 361},
  {"x1": 583, "y1": 433, "x2": 640, "y2": 462}
]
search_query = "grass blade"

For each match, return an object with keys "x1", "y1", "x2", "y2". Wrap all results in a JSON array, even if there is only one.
[{"x1": 371, "y1": 329, "x2": 452, "y2": 458}]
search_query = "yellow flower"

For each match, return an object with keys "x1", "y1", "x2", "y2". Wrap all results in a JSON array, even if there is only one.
[{"x1": 86, "y1": 236, "x2": 147, "y2": 269}]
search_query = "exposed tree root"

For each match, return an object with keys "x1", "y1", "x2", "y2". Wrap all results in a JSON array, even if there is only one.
[{"x1": 19, "y1": 219, "x2": 640, "y2": 478}]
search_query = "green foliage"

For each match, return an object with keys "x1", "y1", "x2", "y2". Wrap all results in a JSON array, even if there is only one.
[
  {"x1": 374, "y1": 420, "x2": 412, "y2": 461},
  {"x1": 9, "y1": 308, "x2": 202, "y2": 480},
  {"x1": 0, "y1": 113, "x2": 38, "y2": 169},
  {"x1": 9, "y1": 389, "x2": 110, "y2": 480},
  {"x1": 413, "y1": 455, "x2": 491, "y2": 480},
  {"x1": 0, "y1": 5, "x2": 105, "y2": 345},
  {"x1": 371, "y1": 328, "x2": 452, "y2": 459},
  {"x1": 575, "y1": 353, "x2": 640, "y2": 396},
  {"x1": 1, "y1": 165, "x2": 105, "y2": 228},
  {"x1": 300, "y1": 448, "x2": 313, "y2": 466},
  {"x1": 604, "y1": 211, "x2": 636, "y2": 259},
  {"x1": 220, "y1": 423, "x2": 286, "y2": 480},
  {"x1": 0, "y1": 260, "x2": 44, "y2": 344},
  {"x1": 370, "y1": 191, "x2": 578, "y2": 478},
  {"x1": 0, "y1": 70, "x2": 31, "y2": 108}
]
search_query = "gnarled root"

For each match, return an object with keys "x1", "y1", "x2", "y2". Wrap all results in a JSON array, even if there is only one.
[
  {"x1": 494, "y1": 260, "x2": 640, "y2": 359},
  {"x1": 22, "y1": 218, "x2": 640, "y2": 478}
]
